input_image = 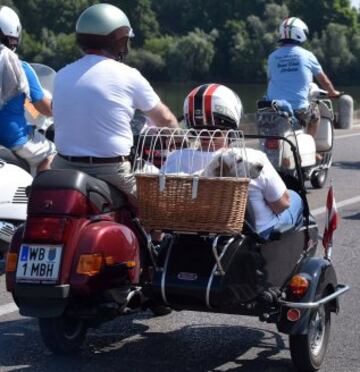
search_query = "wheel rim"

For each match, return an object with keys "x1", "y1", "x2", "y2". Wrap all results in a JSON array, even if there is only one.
[
  {"x1": 308, "y1": 307, "x2": 326, "y2": 357},
  {"x1": 62, "y1": 317, "x2": 84, "y2": 340}
]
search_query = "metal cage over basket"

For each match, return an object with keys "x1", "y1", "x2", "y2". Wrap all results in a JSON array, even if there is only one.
[{"x1": 133, "y1": 127, "x2": 250, "y2": 234}]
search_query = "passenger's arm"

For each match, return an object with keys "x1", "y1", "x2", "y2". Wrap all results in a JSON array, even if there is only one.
[
  {"x1": 145, "y1": 101, "x2": 179, "y2": 129},
  {"x1": 33, "y1": 97, "x2": 52, "y2": 117},
  {"x1": 267, "y1": 190, "x2": 290, "y2": 214},
  {"x1": 315, "y1": 72, "x2": 340, "y2": 98}
]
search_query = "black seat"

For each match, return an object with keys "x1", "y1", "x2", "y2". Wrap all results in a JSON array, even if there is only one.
[{"x1": 31, "y1": 169, "x2": 127, "y2": 211}]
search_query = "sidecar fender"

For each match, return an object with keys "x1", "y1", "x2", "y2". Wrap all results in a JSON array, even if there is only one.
[{"x1": 277, "y1": 256, "x2": 339, "y2": 335}]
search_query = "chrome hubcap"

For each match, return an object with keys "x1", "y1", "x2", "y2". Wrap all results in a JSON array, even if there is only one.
[{"x1": 308, "y1": 306, "x2": 326, "y2": 356}]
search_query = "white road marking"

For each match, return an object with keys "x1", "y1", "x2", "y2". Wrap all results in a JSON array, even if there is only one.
[
  {"x1": 0, "y1": 302, "x2": 18, "y2": 317},
  {"x1": 335, "y1": 132, "x2": 360, "y2": 140},
  {"x1": 311, "y1": 195, "x2": 360, "y2": 216}
]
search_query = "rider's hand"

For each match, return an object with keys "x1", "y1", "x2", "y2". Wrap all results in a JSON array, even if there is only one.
[{"x1": 328, "y1": 90, "x2": 341, "y2": 98}]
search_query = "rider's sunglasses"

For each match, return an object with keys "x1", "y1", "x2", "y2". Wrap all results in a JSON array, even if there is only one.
[{"x1": 199, "y1": 131, "x2": 224, "y2": 138}]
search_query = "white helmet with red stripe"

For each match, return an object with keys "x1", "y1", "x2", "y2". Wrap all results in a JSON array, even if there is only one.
[
  {"x1": 279, "y1": 17, "x2": 308, "y2": 44},
  {"x1": 183, "y1": 83, "x2": 243, "y2": 130}
]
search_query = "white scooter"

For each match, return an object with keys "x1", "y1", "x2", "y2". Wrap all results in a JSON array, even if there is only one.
[
  {"x1": 256, "y1": 84, "x2": 336, "y2": 189},
  {"x1": 0, "y1": 64, "x2": 56, "y2": 261}
]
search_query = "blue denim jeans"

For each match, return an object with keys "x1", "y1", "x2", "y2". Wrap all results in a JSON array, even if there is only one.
[{"x1": 260, "y1": 190, "x2": 303, "y2": 239}]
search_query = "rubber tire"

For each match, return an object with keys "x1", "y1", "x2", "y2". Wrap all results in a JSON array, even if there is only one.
[
  {"x1": 289, "y1": 292, "x2": 331, "y2": 371},
  {"x1": 38, "y1": 316, "x2": 87, "y2": 354},
  {"x1": 310, "y1": 169, "x2": 328, "y2": 189}
]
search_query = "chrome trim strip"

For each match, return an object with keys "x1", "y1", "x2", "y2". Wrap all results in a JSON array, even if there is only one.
[
  {"x1": 279, "y1": 284, "x2": 350, "y2": 309},
  {"x1": 211, "y1": 236, "x2": 224, "y2": 275},
  {"x1": 206, "y1": 236, "x2": 235, "y2": 309}
]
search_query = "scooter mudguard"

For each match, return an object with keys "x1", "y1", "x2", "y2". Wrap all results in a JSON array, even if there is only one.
[
  {"x1": 70, "y1": 221, "x2": 140, "y2": 295},
  {"x1": 277, "y1": 256, "x2": 338, "y2": 335}
]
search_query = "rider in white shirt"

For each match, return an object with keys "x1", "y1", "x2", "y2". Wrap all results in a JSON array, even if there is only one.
[
  {"x1": 162, "y1": 84, "x2": 303, "y2": 239},
  {"x1": 52, "y1": 4, "x2": 179, "y2": 197}
]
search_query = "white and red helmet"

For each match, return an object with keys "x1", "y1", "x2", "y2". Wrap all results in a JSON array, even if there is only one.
[
  {"x1": 183, "y1": 83, "x2": 243, "y2": 130},
  {"x1": 279, "y1": 17, "x2": 308, "y2": 44}
]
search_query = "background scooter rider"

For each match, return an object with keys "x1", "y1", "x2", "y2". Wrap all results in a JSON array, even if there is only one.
[
  {"x1": 0, "y1": 6, "x2": 56, "y2": 175},
  {"x1": 52, "y1": 3, "x2": 179, "y2": 198},
  {"x1": 163, "y1": 84, "x2": 303, "y2": 239},
  {"x1": 266, "y1": 17, "x2": 340, "y2": 147}
]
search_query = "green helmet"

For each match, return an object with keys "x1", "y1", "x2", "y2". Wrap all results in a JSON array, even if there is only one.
[{"x1": 76, "y1": 3, "x2": 134, "y2": 60}]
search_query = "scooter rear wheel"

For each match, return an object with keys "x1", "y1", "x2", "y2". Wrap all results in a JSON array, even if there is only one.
[
  {"x1": 289, "y1": 290, "x2": 331, "y2": 371},
  {"x1": 310, "y1": 169, "x2": 328, "y2": 189},
  {"x1": 39, "y1": 315, "x2": 87, "y2": 354}
]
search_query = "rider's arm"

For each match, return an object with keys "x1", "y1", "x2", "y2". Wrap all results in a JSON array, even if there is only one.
[
  {"x1": 22, "y1": 62, "x2": 53, "y2": 117},
  {"x1": 315, "y1": 72, "x2": 340, "y2": 97},
  {"x1": 145, "y1": 101, "x2": 179, "y2": 129},
  {"x1": 133, "y1": 69, "x2": 179, "y2": 129},
  {"x1": 260, "y1": 155, "x2": 290, "y2": 214},
  {"x1": 33, "y1": 97, "x2": 52, "y2": 117},
  {"x1": 267, "y1": 190, "x2": 290, "y2": 214}
]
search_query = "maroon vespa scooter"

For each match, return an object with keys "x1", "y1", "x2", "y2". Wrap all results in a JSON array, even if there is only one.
[{"x1": 5, "y1": 168, "x2": 156, "y2": 353}]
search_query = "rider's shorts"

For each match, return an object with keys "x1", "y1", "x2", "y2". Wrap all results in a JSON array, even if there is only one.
[
  {"x1": 12, "y1": 129, "x2": 56, "y2": 168},
  {"x1": 294, "y1": 102, "x2": 320, "y2": 127}
]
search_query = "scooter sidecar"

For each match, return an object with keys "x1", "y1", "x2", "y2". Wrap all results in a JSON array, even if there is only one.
[{"x1": 144, "y1": 134, "x2": 349, "y2": 372}]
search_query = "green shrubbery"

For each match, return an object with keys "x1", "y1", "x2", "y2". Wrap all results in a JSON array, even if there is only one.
[{"x1": 2, "y1": 0, "x2": 360, "y2": 84}]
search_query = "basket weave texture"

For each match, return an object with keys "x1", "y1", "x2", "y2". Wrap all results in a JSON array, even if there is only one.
[{"x1": 136, "y1": 174, "x2": 250, "y2": 234}]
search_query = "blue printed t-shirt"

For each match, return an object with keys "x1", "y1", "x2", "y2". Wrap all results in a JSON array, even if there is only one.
[
  {"x1": 0, "y1": 61, "x2": 44, "y2": 148},
  {"x1": 266, "y1": 45, "x2": 323, "y2": 110}
]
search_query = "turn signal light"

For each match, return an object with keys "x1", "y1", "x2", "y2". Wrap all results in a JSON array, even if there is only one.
[
  {"x1": 125, "y1": 260, "x2": 136, "y2": 268},
  {"x1": 6, "y1": 253, "x2": 18, "y2": 273},
  {"x1": 77, "y1": 254, "x2": 103, "y2": 276},
  {"x1": 289, "y1": 274, "x2": 309, "y2": 297}
]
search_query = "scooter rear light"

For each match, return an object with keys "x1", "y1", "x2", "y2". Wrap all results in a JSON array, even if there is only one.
[
  {"x1": 289, "y1": 274, "x2": 309, "y2": 297},
  {"x1": 287, "y1": 308, "x2": 301, "y2": 322},
  {"x1": 24, "y1": 216, "x2": 68, "y2": 243},
  {"x1": 77, "y1": 254, "x2": 103, "y2": 276},
  {"x1": 265, "y1": 139, "x2": 280, "y2": 150},
  {"x1": 6, "y1": 253, "x2": 18, "y2": 273}
]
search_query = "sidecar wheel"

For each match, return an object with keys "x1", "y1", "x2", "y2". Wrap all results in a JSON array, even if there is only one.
[
  {"x1": 289, "y1": 293, "x2": 331, "y2": 371},
  {"x1": 310, "y1": 169, "x2": 328, "y2": 189},
  {"x1": 39, "y1": 315, "x2": 87, "y2": 354}
]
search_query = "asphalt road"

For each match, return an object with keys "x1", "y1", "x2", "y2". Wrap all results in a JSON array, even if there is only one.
[{"x1": 1, "y1": 127, "x2": 360, "y2": 372}]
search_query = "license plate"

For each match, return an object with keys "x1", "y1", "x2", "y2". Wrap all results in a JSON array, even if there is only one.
[{"x1": 16, "y1": 244, "x2": 62, "y2": 283}]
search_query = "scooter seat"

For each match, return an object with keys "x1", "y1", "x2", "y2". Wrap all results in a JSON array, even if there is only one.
[
  {"x1": 31, "y1": 169, "x2": 127, "y2": 211},
  {"x1": 0, "y1": 147, "x2": 30, "y2": 173}
]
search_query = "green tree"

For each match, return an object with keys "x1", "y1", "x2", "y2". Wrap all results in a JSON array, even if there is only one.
[
  {"x1": 311, "y1": 23, "x2": 355, "y2": 83},
  {"x1": 166, "y1": 29, "x2": 217, "y2": 81}
]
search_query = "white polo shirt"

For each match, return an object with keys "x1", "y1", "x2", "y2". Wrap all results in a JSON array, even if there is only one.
[{"x1": 53, "y1": 55, "x2": 160, "y2": 157}]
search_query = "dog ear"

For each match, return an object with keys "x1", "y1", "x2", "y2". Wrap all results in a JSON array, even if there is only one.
[{"x1": 204, "y1": 156, "x2": 221, "y2": 177}]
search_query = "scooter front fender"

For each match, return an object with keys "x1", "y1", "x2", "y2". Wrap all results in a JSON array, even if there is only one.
[{"x1": 70, "y1": 221, "x2": 140, "y2": 295}]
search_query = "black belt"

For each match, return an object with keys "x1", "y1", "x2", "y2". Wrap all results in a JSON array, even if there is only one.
[{"x1": 58, "y1": 153, "x2": 130, "y2": 164}]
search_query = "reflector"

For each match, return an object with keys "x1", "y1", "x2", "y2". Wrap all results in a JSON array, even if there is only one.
[{"x1": 287, "y1": 308, "x2": 301, "y2": 322}]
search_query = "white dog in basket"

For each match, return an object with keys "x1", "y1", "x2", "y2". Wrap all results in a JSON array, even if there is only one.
[{"x1": 201, "y1": 147, "x2": 266, "y2": 179}]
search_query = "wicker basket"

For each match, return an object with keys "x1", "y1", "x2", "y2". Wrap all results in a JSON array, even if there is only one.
[{"x1": 136, "y1": 174, "x2": 250, "y2": 234}]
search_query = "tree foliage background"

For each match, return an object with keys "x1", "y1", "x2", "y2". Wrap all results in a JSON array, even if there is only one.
[{"x1": 2, "y1": 0, "x2": 360, "y2": 84}]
